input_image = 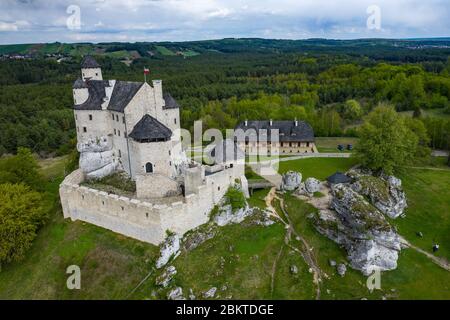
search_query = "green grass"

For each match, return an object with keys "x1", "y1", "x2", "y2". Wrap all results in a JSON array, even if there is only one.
[
  {"x1": 278, "y1": 157, "x2": 358, "y2": 180},
  {"x1": 155, "y1": 46, "x2": 175, "y2": 56},
  {"x1": 167, "y1": 222, "x2": 315, "y2": 299},
  {"x1": 183, "y1": 50, "x2": 200, "y2": 57},
  {"x1": 1, "y1": 155, "x2": 448, "y2": 300},
  {"x1": 282, "y1": 193, "x2": 450, "y2": 299},
  {"x1": 0, "y1": 157, "x2": 159, "y2": 299},
  {"x1": 392, "y1": 167, "x2": 450, "y2": 261},
  {"x1": 315, "y1": 137, "x2": 358, "y2": 153}
]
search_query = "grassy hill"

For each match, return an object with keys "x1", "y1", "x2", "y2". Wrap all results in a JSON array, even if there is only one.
[{"x1": 0, "y1": 156, "x2": 448, "y2": 299}]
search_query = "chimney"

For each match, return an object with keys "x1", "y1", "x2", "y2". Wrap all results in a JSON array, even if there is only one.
[
  {"x1": 244, "y1": 120, "x2": 248, "y2": 126},
  {"x1": 269, "y1": 119, "x2": 273, "y2": 126},
  {"x1": 295, "y1": 118, "x2": 298, "y2": 126}
]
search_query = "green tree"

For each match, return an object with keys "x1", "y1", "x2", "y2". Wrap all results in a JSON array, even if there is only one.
[
  {"x1": 355, "y1": 104, "x2": 420, "y2": 174},
  {"x1": 0, "y1": 183, "x2": 46, "y2": 267},
  {"x1": 342, "y1": 99, "x2": 363, "y2": 121},
  {"x1": 0, "y1": 147, "x2": 43, "y2": 190}
]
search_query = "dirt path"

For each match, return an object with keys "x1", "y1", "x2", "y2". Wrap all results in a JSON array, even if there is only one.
[
  {"x1": 270, "y1": 243, "x2": 285, "y2": 298},
  {"x1": 401, "y1": 240, "x2": 450, "y2": 272},
  {"x1": 264, "y1": 187, "x2": 322, "y2": 300}
]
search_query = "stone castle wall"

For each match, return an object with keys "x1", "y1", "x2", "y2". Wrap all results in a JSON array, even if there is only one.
[{"x1": 59, "y1": 166, "x2": 239, "y2": 245}]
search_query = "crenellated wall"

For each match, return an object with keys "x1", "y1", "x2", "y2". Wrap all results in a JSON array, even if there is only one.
[{"x1": 59, "y1": 166, "x2": 239, "y2": 245}]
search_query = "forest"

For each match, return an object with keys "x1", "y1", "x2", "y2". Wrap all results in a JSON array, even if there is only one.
[{"x1": 0, "y1": 38, "x2": 450, "y2": 156}]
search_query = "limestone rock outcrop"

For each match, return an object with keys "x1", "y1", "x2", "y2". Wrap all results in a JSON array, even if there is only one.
[
  {"x1": 77, "y1": 136, "x2": 118, "y2": 179},
  {"x1": 349, "y1": 171, "x2": 407, "y2": 219},
  {"x1": 156, "y1": 234, "x2": 180, "y2": 269},
  {"x1": 213, "y1": 204, "x2": 253, "y2": 227},
  {"x1": 281, "y1": 171, "x2": 302, "y2": 191},
  {"x1": 304, "y1": 177, "x2": 322, "y2": 194},
  {"x1": 314, "y1": 183, "x2": 403, "y2": 276}
]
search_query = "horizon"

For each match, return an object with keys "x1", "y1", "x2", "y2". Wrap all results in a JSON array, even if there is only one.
[
  {"x1": 0, "y1": 0, "x2": 449, "y2": 45},
  {"x1": 1, "y1": 36, "x2": 450, "y2": 47}
]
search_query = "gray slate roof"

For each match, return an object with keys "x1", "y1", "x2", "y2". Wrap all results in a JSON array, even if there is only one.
[
  {"x1": 73, "y1": 80, "x2": 144, "y2": 111},
  {"x1": 129, "y1": 114, "x2": 173, "y2": 142},
  {"x1": 73, "y1": 80, "x2": 110, "y2": 110},
  {"x1": 163, "y1": 93, "x2": 180, "y2": 109},
  {"x1": 327, "y1": 172, "x2": 351, "y2": 184},
  {"x1": 235, "y1": 120, "x2": 315, "y2": 142},
  {"x1": 73, "y1": 78, "x2": 88, "y2": 89},
  {"x1": 81, "y1": 56, "x2": 100, "y2": 68},
  {"x1": 107, "y1": 81, "x2": 144, "y2": 112}
]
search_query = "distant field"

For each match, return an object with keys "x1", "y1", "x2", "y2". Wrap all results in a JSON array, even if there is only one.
[
  {"x1": 155, "y1": 45, "x2": 175, "y2": 56},
  {"x1": 315, "y1": 137, "x2": 358, "y2": 153}
]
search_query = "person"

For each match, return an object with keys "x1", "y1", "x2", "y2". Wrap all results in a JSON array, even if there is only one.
[{"x1": 432, "y1": 244, "x2": 439, "y2": 253}]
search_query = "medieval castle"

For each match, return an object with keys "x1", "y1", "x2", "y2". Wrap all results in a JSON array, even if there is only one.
[{"x1": 59, "y1": 57, "x2": 246, "y2": 245}]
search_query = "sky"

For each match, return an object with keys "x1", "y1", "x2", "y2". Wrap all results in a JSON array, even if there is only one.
[{"x1": 0, "y1": 0, "x2": 449, "y2": 44}]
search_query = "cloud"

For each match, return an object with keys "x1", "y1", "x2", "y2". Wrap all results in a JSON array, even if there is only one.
[
  {"x1": 0, "y1": 20, "x2": 29, "y2": 32},
  {"x1": 0, "y1": 0, "x2": 448, "y2": 44}
]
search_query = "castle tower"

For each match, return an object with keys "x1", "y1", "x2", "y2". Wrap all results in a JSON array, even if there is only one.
[{"x1": 80, "y1": 55, "x2": 103, "y2": 81}]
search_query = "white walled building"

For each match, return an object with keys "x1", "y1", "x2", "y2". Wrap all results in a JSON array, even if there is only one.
[
  {"x1": 60, "y1": 56, "x2": 247, "y2": 245},
  {"x1": 73, "y1": 56, "x2": 183, "y2": 180}
]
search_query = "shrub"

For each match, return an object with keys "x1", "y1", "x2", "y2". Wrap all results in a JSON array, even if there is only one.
[
  {"x1": 225, "y1": 187, "x2": 246, "y2": 212},
  {"x1": 0, "y1": 183, "x2": 46, "y2": 268}
]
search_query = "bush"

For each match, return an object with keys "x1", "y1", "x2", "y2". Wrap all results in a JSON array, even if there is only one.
[
  {"x1": 0, "y1": 183, "x2": 46, "y2": 267},
  {"x1": 225, "y1": 187, "x2": 246, "y2": 212}
]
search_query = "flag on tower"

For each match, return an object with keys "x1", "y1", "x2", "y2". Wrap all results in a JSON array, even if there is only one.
[{"x1": 143, "y1": 67, "x2": 150, "y2": 82}]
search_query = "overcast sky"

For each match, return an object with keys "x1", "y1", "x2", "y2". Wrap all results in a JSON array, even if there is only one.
[{"x1": 0, "y1": 0, "x2": 448, "y2": 44}]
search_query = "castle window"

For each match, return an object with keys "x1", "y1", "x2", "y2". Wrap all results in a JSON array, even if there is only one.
[
  {"x1": 118, "y1": 130, "x2": 121, "y2": 136},
  {"x1": 116, "y1": 115, "x2": 119, "y2": 122},
  {"x1": 145, "y1": 162, "x2": 153, "y2": 173},
  {"x1": 89, "y1": 114, "x2": 92, "y2": 121},
  {"x1": 95, "y1": 73, "x2": 98, "y2": 76},
  {"x1": 102, "y1": 201, "x2": 105, "y2": 205},
  {"x1": 114, "y1": 129, "x2": 116, "y2": 135},
  {"x1": 122, "y1": 116, "x2": 125, "y2": 124},
  {"x1": 112, "y1": 114, "x2": 114, "y2": 120},
  {"x1": 146, "y1": 213, "x2": 149, "y2": 218},
  {"x1": 83, "y1": 127, "x2": 87, "y2": 133},
  {"x1": 169, "y1": 150, "x2": 171, "y2": 156},
  {"x1": 121, "y1": 206, "x2": 124, "y2": 211},
  {"x1": 306, "y1": 142, "x2": 310, "y2": 147},
  {"x1": 169, "y1": 161, "x2": 172, "y2": 166},
  {"x1": 119, "y1": 150, "x2": 121, "y2": 157},
  {"x1": 174, "y1": 118, "x2": 177, "y2": 124}
]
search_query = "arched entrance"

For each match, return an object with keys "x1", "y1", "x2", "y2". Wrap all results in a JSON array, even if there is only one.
[{"x1": 145, "y1": 162, "x2": 153, "y2": 173}]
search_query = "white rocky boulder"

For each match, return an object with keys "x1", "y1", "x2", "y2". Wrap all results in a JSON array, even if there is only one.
[
  {"x1": 203, "y1": 287, "x2": 217, "y2": 299},
  {"x1": 281, "y1": 171, "x2": 302, "y2": 191},
  {"x1": 156, "y1": 234, "x2": 180, "y2": 269},
  {"x1": 156, "y1": 266, "x2": 177, "y2": 288},
  {"x1": 351, "y1": 174, "x2": 407, "y2": 219},
  {"x1": 213, "y1": 204, "x2": 253, "y2": 226},
  {"x1": 78, "y1": 136, "x2": 118, "y2": 179},
  {"x1": 304, "y1": 177, "x2": 321, "y2": 194},
  {"x1": 167, "y1": 287, "x2": 184, "y2": 300},
  {"x1": 314, "y1": 184, "x2": 402, "y2": 276}
]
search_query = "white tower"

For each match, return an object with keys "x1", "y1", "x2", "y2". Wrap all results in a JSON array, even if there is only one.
[{"x1": 80, "y1": 56, "x2": 103, "y2": 81}]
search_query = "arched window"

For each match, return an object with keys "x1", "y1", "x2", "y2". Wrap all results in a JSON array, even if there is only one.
[{"x1": 145, "y1": 162, "x2": 153, "y2": 173}]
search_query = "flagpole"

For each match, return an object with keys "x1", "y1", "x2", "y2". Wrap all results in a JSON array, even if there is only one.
[{"x1": 144, "y1": 66, "x2": 147, "y2": 83}]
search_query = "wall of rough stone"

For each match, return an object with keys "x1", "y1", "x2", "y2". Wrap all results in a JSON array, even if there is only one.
[
  {"x1": 59, "y1": 165, "x2": 242, "y2": 245},
  {"x1": 81, "y1": 67, "x2": 103, "y2": 81}
]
